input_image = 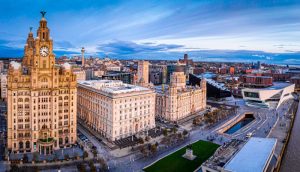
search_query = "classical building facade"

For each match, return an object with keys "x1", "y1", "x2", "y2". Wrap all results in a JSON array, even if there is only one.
[
  {"x1": 7, "y1": 13, "x2": 77, "y2": 154},
  {"x1": 77, "y1": 80, "x2": 155, "y2": 141},
  {"x1": 155, "y1": 71, "x2": 206, "y2": 122}
]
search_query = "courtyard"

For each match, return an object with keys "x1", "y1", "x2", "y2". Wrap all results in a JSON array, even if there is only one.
[{"x1": 143, "y1": 140, "x2": 220, "y2": 172}]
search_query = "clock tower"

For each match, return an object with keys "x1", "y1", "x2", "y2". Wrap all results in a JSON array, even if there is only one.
[
  {"x1": 23, "y1": 11, "x2": 55, "y2": 69},
  {"x1": 7, "y1": 12, "x2": 77, "y2": 155}
]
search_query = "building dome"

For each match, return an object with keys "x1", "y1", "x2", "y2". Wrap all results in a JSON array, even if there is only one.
[
  {"x1": 62, "y1": 62, "x2": 71, "y2": 70},
  {"x1": 10, "y1": 61, "x2": 21, "y2": 70}
]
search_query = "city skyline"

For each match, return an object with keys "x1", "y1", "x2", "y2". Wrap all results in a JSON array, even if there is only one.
[{"x1": 1, "y1": 0, "x2": 300, "y2": 64}]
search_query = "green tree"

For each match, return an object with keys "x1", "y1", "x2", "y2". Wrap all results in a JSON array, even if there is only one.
[
  {"x1": 150, "y1": 144, "x2": 157, "y2": 155},
  {"x1": 163, "y1": 129, "x2": 168, "y2": 136},
  {"x1": 10, "y1": 164, "x2": 19, "y2": 172},
  {"x1": 92, "y1": 149, "x2": 98, "y2": 158},
  {"x1": 64, "y1": 153, "x2": 70, "y2": 160},
  {"x1": 172, "y1": 127, "x2": 178, "y2": 134},
  {"x1": 33, "y1": 152, "x2": 39, "y2": 162},
  {"x1": 183, "y1": 130, "x2": 188, "y2": 136},
  {"x1": 77, "y1": 163, "x2": 86, "y2": 172},
  {"x1": 138, "y1": 138, "x2": 144, "y2": 144},
  {"x1": 22, "y1": 154, "x2": 29, "y2": 163},
  {"x1": 83, "y1": 151, "x2": 88, "y2": 160},
  {"x1": 88, "y1": 160, "x2": 97, "y2": 172}
]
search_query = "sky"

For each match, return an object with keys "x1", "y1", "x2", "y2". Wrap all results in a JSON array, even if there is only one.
[{"x1": 0, "y1": 0, "x2": 300, "y2": 64}]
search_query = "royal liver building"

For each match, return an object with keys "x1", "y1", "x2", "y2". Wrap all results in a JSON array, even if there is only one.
[{"x1": 7, "y1": 12, "x2": 77, "y2": 154}]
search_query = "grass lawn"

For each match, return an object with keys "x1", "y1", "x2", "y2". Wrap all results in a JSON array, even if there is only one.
[{"x1": 143, "y1": 140, "x2": 220, "y2": 172}]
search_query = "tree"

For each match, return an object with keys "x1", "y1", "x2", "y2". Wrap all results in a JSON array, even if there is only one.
[
  {"x1": 140, "y1": 146, "x2": 147, "y2": 157},
  {"x1": 92, "y1": 149, "x2": 98, "y2": 158},
  {"x1": 53, "y1": 152, "x2": 59, "y2": 161},
  {"x1": 64, "y1": 153, "x2": 70, "y2": 160},
  {"x1": 138, "y1": 137, "x2": 144, "y2": 144},
  {"x1": 100, "y1": 161, "x2": 109, "y2": 172},
  {"x1": 33, "y1": 152, "x2": 39, "y2": 162},
  {"x1": 150, "y1": 144, "x2": 157, "y2": 155},
  {"x1": 10, "y1": 164, "x2": 19, "y2": 172},
  {"x1": 178, "y1": 132, "x2": 183, "y2": 139},
  {"x1": 163, "y1": 129, "x2": 168, "y2": 136},
  {"x1": 22, "y1": 154, "x2": 29, "y2": 163},
  {"x1": 88, "y1": 160, "x2": 97, "y2": 172},
  {"x1": 74, "y1": 152, "x2": 79, "y2": 160},
  {"x1": 83, "y1": 151, "x2": 88, "y2": 160},
  {"x1": 77, "y1": 163, "x2": 86, "y2": 172},
  {"x1": 183, "y1": 130, "x2": 188, "y2": 136},
  {"x1": 172, "y1": 127, "x2": 177, "y2": 134}
]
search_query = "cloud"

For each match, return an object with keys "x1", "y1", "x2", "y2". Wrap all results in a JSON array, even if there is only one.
[
  {"x1": 97, "y1": 40, "x2": 184, "y2": 55},
  {"x1": 54, "y1": 41, "x2": 76, "y2": 50}
]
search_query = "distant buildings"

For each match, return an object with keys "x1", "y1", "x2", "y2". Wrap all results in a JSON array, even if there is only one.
[
  {"x1": 290, "y1": 75, "x2": 300, "y2": 92},
  {"x1": 77, "y1": 80, "x2": 156, "y2": 141},
  {"x1": 149, "y1": 64, "x2": 167, "y2": 85},
  {"x1": 240, "y1": 74, "x2": 273, "y2": 88},
  {"x1": 155, "y1": 71, "x2": 206, "y2": 122},
  {"x1": 73, "y1": 68, "x2": 86, "y2": 81},
  {"x1": 137, "y1": 61, "x2": 150, "y2": 87},
  {"x1": 101, "y1": 71, "x2": 133, "y2": 84},
  {"x1": 189, "y1": 74, "x2": 232, "y2": 99},
  {"x1": 7, "y1": 13, "x2": 77, "y2": 154},
  {"x1": 0, "y1": 73, "x2": 7, "y2": 100}
]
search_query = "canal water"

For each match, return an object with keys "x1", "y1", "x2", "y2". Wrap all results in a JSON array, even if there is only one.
[
  {"x1": 280, "y1": 102, "x2": 300, "y2": 172},
  {"x1": 225, "y1": 114, "x2": 254, "y2": 134}
]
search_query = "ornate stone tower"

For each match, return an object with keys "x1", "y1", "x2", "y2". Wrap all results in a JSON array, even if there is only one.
[{"x1": 7, "y1": 12, "x2": 77, "y2": 155}]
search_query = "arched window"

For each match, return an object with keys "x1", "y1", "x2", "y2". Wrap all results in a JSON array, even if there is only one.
[
  {"x1": 59, "y1": 138, "x2": 63, "y2": 145},
  {"x1": 19, "y1": 141, "x2": 24, "y2": 149},
  {"x1": 65, "y1": 137, "x2": 69, "y2": 144},
  {"x1": 18, "y1": 98, "x2": 23, "y2": 102},
  {"x1": 26, "y1": 141, "x2": 30, "y2": 149},
  {"x1": 64, "y1": 96, "x2": 68, "y2": 100},
  {"x1": 25, "y1": 98, "x2": 29, "y2": 102}
]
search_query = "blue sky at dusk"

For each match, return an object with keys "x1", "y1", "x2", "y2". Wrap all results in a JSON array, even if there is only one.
[{"x1": 0, "y1": 0, "x2": 300, "y2": 64}]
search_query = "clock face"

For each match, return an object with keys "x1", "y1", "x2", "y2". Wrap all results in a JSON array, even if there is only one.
[{"x1": 40, "y1": 46, "x2": 49, "y2": 57}]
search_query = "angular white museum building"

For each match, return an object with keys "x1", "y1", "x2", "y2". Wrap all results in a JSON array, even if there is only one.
[{"x1": 242, "y1": 82, "x2": 295, "y2": 109}]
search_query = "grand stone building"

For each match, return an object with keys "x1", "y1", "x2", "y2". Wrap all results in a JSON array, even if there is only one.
[
  {"x1": 155, "y1": 71, "x2": 206, "y2": 122},
  {"x1": 7, "y1": 12, "x2": 77, "y2": 154},
  {"x1": 77, "y1": 80, "x2": 155, "y2": 141}
]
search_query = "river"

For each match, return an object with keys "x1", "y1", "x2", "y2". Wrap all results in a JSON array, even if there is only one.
[{"x1": 280, "y1": 101, "x2": 300, "y2": 172}]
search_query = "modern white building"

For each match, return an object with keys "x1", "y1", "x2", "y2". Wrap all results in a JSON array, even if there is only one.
[
  {"x1": 242, "y1": 82, "x2": 295, "y2": 109},
  {"x1": 201, "y1": 137, "x2": 277, "y2": 172},
  {"x1": 77, "y1": 80, "x2": 156, "y2": 141},
  {"x1": 223, "y1": 137, "x2": 277, "y2": 172}
]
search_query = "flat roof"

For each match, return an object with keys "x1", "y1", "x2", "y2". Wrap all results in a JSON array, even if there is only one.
[
  {"x1": 224, "y1": 137, "x2": 277, "y2": 172},
  {"x1": 264, "y1": 82, "x2": 293, "y2": 90},
  {"x1": 78, "y1": 80, "x2": 150, "y2": 94}
]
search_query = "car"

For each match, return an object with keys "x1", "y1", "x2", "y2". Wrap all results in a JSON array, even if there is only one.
[{"x1": 246, "y1": 132, "x2": 253, "y2": 138}]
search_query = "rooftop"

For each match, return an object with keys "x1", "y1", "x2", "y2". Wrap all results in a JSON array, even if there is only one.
[
  {"x1": 224, "y1": 137, "x2": 277, "y2": 172},
  {"x1": 201, "y1": 139, "x2": 244, "y2": 171},
  {"x1": 78, "y1": 80, "x2": 150, "y2": 94}
]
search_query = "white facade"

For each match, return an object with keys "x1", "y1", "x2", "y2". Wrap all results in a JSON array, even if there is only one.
[
  {"x1": 242, "y1": 82, "x2": 295, "y2": 109},
  {"x1": 77, "y1": 80, "x2": 156, "y2": 141}
]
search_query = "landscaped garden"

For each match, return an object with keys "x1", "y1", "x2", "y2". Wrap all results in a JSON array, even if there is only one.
[{"x1": 143, "y1": 140, "x2": 220, "y2": 172}]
